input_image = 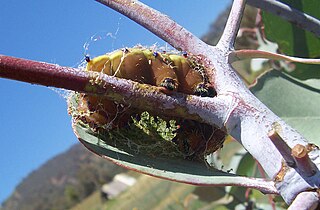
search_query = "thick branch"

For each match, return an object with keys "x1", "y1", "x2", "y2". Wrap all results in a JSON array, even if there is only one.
[
  {"x1": 248, "y1": 0, "x2": 320, "y2": 37},
  {"x1": 0, "y1": 56, "x2": 89, "y2": 92}
]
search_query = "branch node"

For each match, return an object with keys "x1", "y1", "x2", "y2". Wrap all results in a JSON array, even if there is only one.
[{"x1": 292, "y1": 144, "x2": 317, "y2": 177}]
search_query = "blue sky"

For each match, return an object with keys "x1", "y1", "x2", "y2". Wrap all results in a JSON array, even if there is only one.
[{"x1": 0, "y1": 0, "x2": 230, "y2": 204}]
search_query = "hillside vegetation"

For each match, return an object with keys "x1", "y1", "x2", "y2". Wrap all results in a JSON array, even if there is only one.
[{"x1": 1, "y1": 144, "x2": 126, "y2": 210}]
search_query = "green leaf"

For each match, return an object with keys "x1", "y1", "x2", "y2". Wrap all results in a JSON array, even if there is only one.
[
  {"x1": 287, "y1": 63, "x2": 320, "y2": 80},
  {"x1": 228, "y1": 153, "x2": 256, "y2": 206},
  {"x1": 235, "y1": 152, "x2": 257, "y2": 177},
  {"x1": 73, "y1": 121, "x2": 236, "y2": 184},
  {"x1": 262, "y1": 0, "x2": 320, "y2": 80},
  {"x1": 262, "y1": 0, "x2": 320, "y2": 58},
  {"x1": 251, "y1": 70, "x2": 320, "y2": 146}
]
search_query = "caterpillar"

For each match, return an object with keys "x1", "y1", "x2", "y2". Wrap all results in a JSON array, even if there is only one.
[
  {"x1": 74, "y1": 47, "x2": 224, "y2": 159},
  {"x1": 85, "y1": 47, "x2": 216, "y2": 96}
]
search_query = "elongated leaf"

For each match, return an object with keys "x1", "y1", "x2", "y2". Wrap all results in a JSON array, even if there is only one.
[
  {"x1": 262, "y1": 0, "x2": 320, "y2": 58},
  {"x1": 251, "y1": 70, "x2": 320, "y2": 145}
]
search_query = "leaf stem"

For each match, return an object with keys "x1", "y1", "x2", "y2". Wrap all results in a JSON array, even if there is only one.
[{"x1": 230, "y1": 49, "x2": 320, "y2": 64}]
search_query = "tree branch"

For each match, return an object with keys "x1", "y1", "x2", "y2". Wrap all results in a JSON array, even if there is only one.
[
  {"x1": 0, "y1": 55, "x2": 230, "y2": 128},
  {"x1": 0, "y1": 55, "x2": 90, "y2": 92},
  {"x1": 288, "y1": 191, "x2": 320, "y2": 210},
  {"x1": 95, "y1": 0, "x2": 208, "y2": 55},
  {"x1": 217, "y1": 0, "x2": 246, "y2": 50},
  {"x1": 247, "y1": 0, "x2": 320, "y2": 37}
]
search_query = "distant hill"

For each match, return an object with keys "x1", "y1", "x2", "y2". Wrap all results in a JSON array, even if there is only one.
[
  {"x1": 69, "y1": 174, "x2": 231, "y2": 210},
  {"x1": 201, "y1": 5, "x2": 231, "y2": 45},
  {"x1": 1, "y1": 143, "x2": 126, "y2": 210}
]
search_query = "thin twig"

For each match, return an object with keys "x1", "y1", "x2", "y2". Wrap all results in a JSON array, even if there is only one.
[
  {"x1": 247, "y1": 0, "x2": 320, "y2": 37},
  {"x1": 217, "y1": 0, "x2": 247, "y2": 50},
  {"x1": 230, "y1": 49, "x2": 320, "y2": 64}
]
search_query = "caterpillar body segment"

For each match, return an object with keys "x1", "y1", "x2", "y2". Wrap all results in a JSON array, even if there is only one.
[
  {"x1": 84, "y1": 48, "x2": 156, "y2": 129},
  {"x1": 168, "y1": 54, "x2": 203, "y2": 94},
  {"x1": 148, "y1": 53, "x2": 178, "y2": 91},
  {"x1": 86, "y1": 49, "x2": 152, "y2": 84},
  {"x1": 169, "y1": 54, "x2": 216, "y2": 97},
  {"x1": 110, "y1": 49, "x2": 153, "y2": 84},
  {"x1": 85, "y1": 54, "x2": 110, "y2": 73},
  {"x1": 138, "y1": 49, "x2": 178, "y2": 91},
  {"x1": 76, "y1": 95, "x2": 109, "y2": 126}
]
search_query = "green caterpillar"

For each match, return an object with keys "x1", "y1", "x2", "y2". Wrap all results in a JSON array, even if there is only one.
[{"x1": 74, "y1": 47, "x2": 224, "y2": 159}]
